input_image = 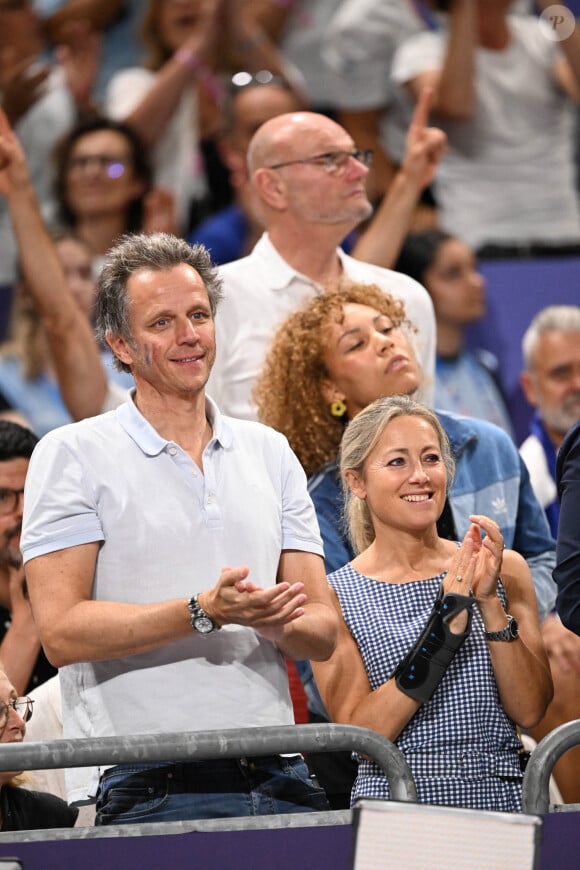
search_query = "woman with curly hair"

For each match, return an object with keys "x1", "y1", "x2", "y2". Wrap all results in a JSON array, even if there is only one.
[{"x1": 254, "y1": 282, "x2": 414, "y2": 480}]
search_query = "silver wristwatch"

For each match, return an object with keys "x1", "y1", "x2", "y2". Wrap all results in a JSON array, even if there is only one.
[
  {"x1": 484, "y1": 614, "x2": 519, "y2": 642},
  {"x1": 188, "y1": 595, "x2": 217, "y2": 636}
]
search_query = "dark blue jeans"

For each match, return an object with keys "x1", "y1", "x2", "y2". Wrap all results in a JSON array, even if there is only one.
[{"x1": 95, "y1": 755, "x2": 330, "y2": 825}]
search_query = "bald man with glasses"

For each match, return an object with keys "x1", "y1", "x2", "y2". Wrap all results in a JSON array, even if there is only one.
[{"x1": 208, "y1": 109, "x2": 439, "y2": 422}]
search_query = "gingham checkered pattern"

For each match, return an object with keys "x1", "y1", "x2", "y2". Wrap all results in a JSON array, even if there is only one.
[{"x1": 329, "y1": 565, "x2": 523, "y2": 811}]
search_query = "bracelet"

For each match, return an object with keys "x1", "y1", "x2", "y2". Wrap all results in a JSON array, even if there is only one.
[
  {"x1": 174, "y1": 47, "x2": 204, "y2": 74},
  {"x1": 393, "y1": 584, "x2": 474, "y2": 704},
  {"x1": 173, "y1": 48, "x2": 225, "y2": 104}
]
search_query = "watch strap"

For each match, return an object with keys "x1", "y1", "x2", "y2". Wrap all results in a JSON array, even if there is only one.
[
  {"x1": 187, "y1": 595, "x2": 218, "y2": 634},
  {"x1": 484, "y1": 614, "x2": 518, "y2": 642}
]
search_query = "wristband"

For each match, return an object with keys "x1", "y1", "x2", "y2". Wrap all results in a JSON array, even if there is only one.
[
  {"x1": 393, "y1": 584, "x2": 474, "y2": 704},
  {"x1": 174, "y1": 48, "x2": 204, "y2": 74},
  {"x1": 173, "y1": 49, "x2": 225, "y2": 103},
  {"x1": 188, "y1": 595, "x2": 218, "y2": 636}
]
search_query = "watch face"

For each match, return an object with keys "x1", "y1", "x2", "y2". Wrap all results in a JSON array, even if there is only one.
[
  {"x1": 508, "y1": 616, "x2": 519, "y2": 639},
  {"x1": 194, "y1": 616, "x2": 214, "y2": 634}
]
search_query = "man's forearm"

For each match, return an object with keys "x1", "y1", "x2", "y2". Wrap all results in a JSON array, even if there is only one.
[{"x1": 261, "y1": 603, "x2": 338, "y2": 662}]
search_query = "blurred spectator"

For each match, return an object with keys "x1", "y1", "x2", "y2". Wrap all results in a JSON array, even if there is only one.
[
  {"x1": 0, "y1": 227, "x2": 132, "y2": 435},
  {"x1": 520, "y1": 304, "x2": 580, "y2": 536},
  {"x1": 323, "y1": 0, "x2": 429, "y2": 206},
  {"x1": 104, "y1": 0, "x2": 306, "y2": 234},
  {"x1": 0, "y1": 420, "x2": 56, "y2": 696},
  {"x1": 53, "y1": 116, "x2": 154, "y2": 274},
  {"x1": 104, "y1": 0, "x2": 219, "y2": 233},
  {"x1": 0, "y1": 667, "x2": 78, "y2": 830},
  {"x1": 243, "y1": 0, "x2": 344, "y2": 117},
  {"x1": 0, "y1": 0, "x2": 98, "y2": 312},
  {"x1": 0, "y1": 107, "x2": 116, "y2": 423},
  {"x1": 395, "y1": 228, "x2": 514, "y2": 436},
  {"x1": 37, "y1": 0, "x2": 145, "y2": 102},
  {"x1": 0, "y1": 270, "x2": 73, "y2": 436},
  {"x1": 189, "y1": 70, "x2": 305, "y2": 264},
  {"x1": 392, "y1": 0, "x2": 580, "y2": 254}
]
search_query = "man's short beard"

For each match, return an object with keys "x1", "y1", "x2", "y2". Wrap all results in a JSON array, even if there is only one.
[
  {"x1": 0, "y1": 525, "x2": 22, "y2": 569},
  {"x1": 542, "y1": 396, "x2": 580, "y2": 436},
  {"x1": 0, "y1": 545, "x2": 22, "y2": 570}
]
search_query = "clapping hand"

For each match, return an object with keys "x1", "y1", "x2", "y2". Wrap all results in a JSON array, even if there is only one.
[
  {"x1": 465, "y1": 514, "x2": 505, "y2": 602},
  {"x1": 198, "y1": 565, "x2": 307, "y2": 644}
]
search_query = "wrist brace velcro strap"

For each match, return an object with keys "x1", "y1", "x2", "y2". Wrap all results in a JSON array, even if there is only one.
[{"x1": 393, "y1": 584, "x2": 475, "y2": 704}]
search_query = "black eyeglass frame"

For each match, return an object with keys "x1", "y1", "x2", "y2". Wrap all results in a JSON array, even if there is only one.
[
  {"x1": 0, "y1": 697, "x2": 34, "y2": 724},
  {"x1": 0, "y1": 488, "x2": 24, "y2": 516},
  {"x1": 267, "y1": 148, "x2": 374, "y2": 173}
]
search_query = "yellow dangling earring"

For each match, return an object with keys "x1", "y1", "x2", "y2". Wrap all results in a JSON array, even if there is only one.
[{"x1": 330, "y1": 399, "x2": 347, "y2": 418}]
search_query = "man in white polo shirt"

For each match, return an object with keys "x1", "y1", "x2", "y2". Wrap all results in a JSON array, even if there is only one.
[{"x1": 20, "y1": 232, "x2": 338, "y2": 824}]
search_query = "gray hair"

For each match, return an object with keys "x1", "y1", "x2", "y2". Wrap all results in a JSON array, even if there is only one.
[
  {"x1": 522, "y1": 305, "x2": 580, "y2": 371},
  {"x1": 96, "y1": 233, "x2": 223, "y2": 373},
  {"x1": 339, "y1": 395, "x2": 455, "y2": 554}
]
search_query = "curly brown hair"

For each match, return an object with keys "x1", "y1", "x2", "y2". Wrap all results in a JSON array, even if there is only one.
[{"x1": 253, "y1": 283, "x2": 414, "y2": 477}]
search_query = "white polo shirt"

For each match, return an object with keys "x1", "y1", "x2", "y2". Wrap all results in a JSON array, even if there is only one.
[{"x1": 21, "y1": 393, "x2": 323, "y2": 802}]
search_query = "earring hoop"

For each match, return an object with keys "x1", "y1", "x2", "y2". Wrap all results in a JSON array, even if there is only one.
[{"x1": 330, "y1": 399, "x2": 347, "y2": 418}]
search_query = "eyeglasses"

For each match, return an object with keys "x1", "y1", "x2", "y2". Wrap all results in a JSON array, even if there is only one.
[
  {"x1": 267, "y1": 149, "x2": 373, "y2": 175},
  {"x1": 66, "y1": 155, "x2": 128, "y2": 179},
  {"x1": 0, "y1": 697, "x2": 34, "y2": 725},
  {"x1": 0, "y1": 488, "x2": 24, "y2": 516}
]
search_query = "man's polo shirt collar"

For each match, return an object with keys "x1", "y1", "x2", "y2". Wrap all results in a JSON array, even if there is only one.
[
  {"x1": 254, "y1": 233, "x2": 322, "y2": 291},
  {"x1": 115, "y1": 390, "x2": 233, "y2": 456}
]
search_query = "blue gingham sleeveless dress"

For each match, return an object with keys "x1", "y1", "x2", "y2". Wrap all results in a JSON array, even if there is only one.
[{"x1": 328, "y1": 564, "x2": 524, "y2": 811}]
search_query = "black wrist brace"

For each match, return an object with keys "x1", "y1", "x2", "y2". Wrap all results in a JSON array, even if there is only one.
[{"x1": 393, "y1": 584, "x2": 474, "y2": 704}]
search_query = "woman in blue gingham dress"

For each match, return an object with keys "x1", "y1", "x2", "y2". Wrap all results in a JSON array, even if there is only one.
[
  {"x1": 329, "y1": 565, "x2": 524, "y2": 810},
  {"x1": 312, "y1": 397, "x2": 552, "y2": 813}
]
